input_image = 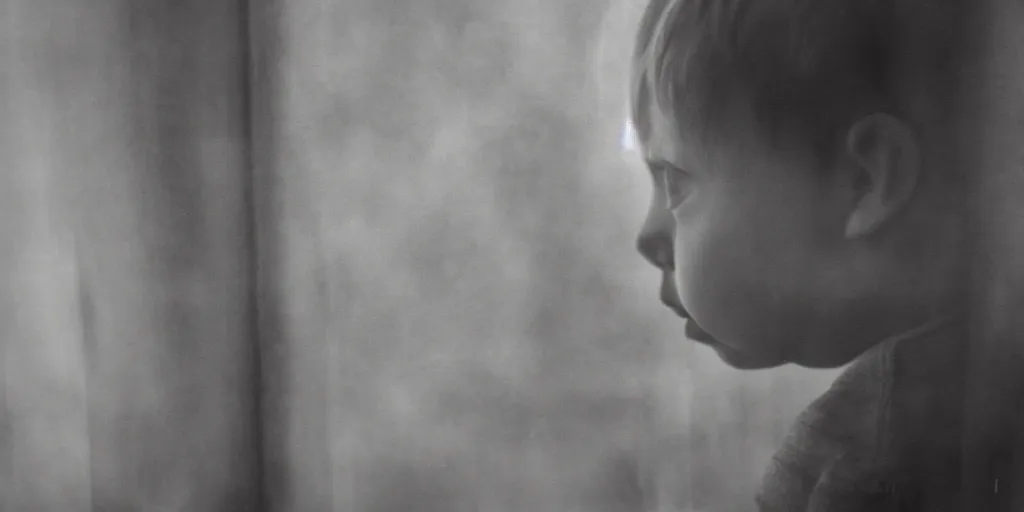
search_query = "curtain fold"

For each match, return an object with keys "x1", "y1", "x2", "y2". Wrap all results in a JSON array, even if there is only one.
[{"x1": 2, "y1": 1, "x2": 259, "y2": 510}]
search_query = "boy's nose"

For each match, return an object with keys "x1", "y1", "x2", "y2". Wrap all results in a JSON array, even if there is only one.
[{"x1": 636, "y1": 210, "x2": 674, "y2": 270}]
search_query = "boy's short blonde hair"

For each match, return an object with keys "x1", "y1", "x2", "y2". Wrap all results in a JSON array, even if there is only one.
[{"x1": 630, "y1": 0, "x2": 967, "y2": 161}]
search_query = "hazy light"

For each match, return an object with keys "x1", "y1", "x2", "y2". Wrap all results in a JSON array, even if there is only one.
[{"x1": 620, "y1": 118, "x2": 637, "y2": 153}]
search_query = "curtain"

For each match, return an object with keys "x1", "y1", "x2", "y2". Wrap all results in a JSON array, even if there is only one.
[{"x1": 2, "y1": 1, "x2": 257, "y2": 510}]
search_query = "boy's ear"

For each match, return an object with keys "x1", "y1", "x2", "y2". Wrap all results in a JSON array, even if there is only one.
[{"x1": 842, "y1": 113, "x2": 921, "y2": 239}]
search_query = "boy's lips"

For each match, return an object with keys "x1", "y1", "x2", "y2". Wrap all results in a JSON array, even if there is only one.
[
  {"x1": 660, "y1": 299, "x2": 717, "y2": 344},
  {"x1": 684, "y1": 318, "x2": 716, "y2": 344},
  {"x1": 658, "y1": 275, "x2": 716, "y2": 344},
  {"x1": 660, "y1": 296, "x2": 778, "y2": 369}
]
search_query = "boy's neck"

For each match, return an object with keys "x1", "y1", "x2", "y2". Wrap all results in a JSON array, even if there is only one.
[
  {"x1": 852, "y1": 307, "x2": 965, "y2": 361},
  {"x1": 815, "y1": 301, "x2": 965, "y2": 368},
  {"x1": 877, "y1": 311, "x2": 963, "y2": 347}
]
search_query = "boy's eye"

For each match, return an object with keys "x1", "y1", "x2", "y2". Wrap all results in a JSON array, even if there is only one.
[{"x1": 661, "y1": 166, "x2": 694, "y2": 210}]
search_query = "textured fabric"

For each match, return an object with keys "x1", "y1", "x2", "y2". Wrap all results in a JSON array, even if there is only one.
[{"x1": 756, "y1": 316, "x2": 968, "y2": 511}]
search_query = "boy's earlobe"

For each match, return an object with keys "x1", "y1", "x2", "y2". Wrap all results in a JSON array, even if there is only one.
[{"x1": 843, "y1": 113, "x2": 921, "y2": 239}]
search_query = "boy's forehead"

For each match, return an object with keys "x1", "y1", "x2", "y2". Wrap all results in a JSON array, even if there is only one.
[{"x1": 635, "y1": 86, "x2": 765, "y2": 171}]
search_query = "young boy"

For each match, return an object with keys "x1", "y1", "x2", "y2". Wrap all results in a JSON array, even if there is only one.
[{"x1": 629, "y1": 0, "x2": 971, "y2": 509}]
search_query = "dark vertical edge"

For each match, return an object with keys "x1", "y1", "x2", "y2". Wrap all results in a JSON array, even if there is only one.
[
  {"x1": 241, "y1": 0, "x2": 273, "y2": 509},
  {"x1": 959, "y1": 0, "x2": 1020, "y2": 509},
  {"x1": 1, "y1": 7, "x2": 12, "y2": 507},
  {"x1": 72, "y1": 237, "x2": 97, "y2": 512},
  {"x1": 0, "y1": 2, "x2": 9, "y2": 498},
  {"x1": 244, "y1": 1, "x2": 338, "y2": 509},
  {"x1": 958, "y1": 0, "x2": 994, "y2": 506}
]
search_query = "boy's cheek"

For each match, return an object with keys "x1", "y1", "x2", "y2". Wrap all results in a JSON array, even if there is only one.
[
  {"x1": 671, "y1": 199, "x2": 790, "y2": 345},
  {"x1": 675, "y1": 233, "x2": 795, "y2": 357},
  {"x1": 673, "y1": 240, "x2": 743, "y2": 338}
]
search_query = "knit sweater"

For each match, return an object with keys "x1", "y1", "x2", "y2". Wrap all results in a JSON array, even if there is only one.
[{"x1": 756, "y1": 316, "x2": 968, "y2": 511}]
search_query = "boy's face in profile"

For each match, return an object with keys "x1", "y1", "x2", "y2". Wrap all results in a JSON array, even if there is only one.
[{"x1": 635, "y1": 95, "x2": 854, "y2": 370}]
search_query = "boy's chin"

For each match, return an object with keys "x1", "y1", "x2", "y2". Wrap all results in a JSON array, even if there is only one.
[
  {"x1": 712, "y1": 345, "x2": 787, "y2": 370},
  {"x1": 686, "y1": 320, "x2": 787, "y2": 369}
]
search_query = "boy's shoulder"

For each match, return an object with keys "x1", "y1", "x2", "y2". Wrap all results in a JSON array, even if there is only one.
[{"x1": 756, "y1": 317, "x2": 968, "y2": 511}]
